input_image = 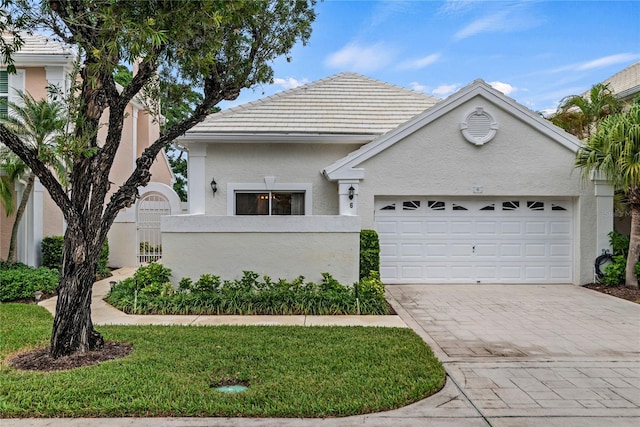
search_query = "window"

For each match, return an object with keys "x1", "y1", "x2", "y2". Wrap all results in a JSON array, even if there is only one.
[
  {"x1": 235, "y1": 192, "x2": 305, "y2": 215},
  {"x1": 0, "y1": 70, "x2": 8, "y2": 118},
  {"x1": 428, "y1": 200, "x2": 445, "y2": 210},
  {"x1": 402, "y1": 200, "x2": 420, "y2": 210}
]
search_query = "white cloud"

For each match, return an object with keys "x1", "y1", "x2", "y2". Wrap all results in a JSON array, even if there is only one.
[
  {"x1": 432, "y1": 84, "x2": 459, "y2": 96},
  {"x1": 397, "y1": 53, "x2": 441, "y2": 71},
  {"x1": 576, "y1": 53, "x2": 640, "y2": 70},
  {"x1": 439, "y1": 0, "x2": 476, "y2": 15},
  {"x1": 454, "y1": 5, "x2": 542, "y2": 40},
  {"x1": 273, "y1": 77, "x2": 309, "y2": 90},
  {"x1": 409, "y1": 82, "x2": 428, "y2": 92},
  {"x1": 488, "y1": 81, "x2": 517, "y2": 95},
  {"x1": 324, "y1": 42, "x2": 394, "y2": 73}
]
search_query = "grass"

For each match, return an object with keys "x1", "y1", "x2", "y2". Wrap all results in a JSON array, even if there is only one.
[{"x1": 0, "y1": 303, "x2": 445, "y2": 418}]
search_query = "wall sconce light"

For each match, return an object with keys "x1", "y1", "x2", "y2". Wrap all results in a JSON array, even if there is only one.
[
  {"x1": 210, "y1": 178, "x2": 217, "y2": 195},
  {"x1": 348, "y1": 186, "x2": 355, "y2": 200}
]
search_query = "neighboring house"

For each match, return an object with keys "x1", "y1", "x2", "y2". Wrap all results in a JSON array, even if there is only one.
[
  {"x1": 588, "y1": 61, "x2": 639, "y2": 236},
  {"x1": 164, "y1": 72, "x2": 611, "y2": 285},
  {"x1": 597, "y1": 61, "x2": 640, "y2": 105},
  {"x1": 0, "y1": 33, "x2": 181, "y2": 268}
]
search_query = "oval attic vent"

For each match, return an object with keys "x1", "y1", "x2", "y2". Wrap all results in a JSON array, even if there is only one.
[{"x1": 460, "y1": 107, "x2": 499, "y2": 146}]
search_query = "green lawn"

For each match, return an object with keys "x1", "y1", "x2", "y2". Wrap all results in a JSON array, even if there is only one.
[{"x1": 0, "y1": 303, "x2": 445, "y2": 418}]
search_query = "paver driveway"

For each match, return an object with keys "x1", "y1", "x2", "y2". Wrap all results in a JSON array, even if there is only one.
[{"x1": 387, "y1": 284, "x2": 640, "y2": 426}]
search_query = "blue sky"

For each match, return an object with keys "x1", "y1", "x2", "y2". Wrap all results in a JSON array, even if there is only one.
[{"x1": 221, "y1": 0, "x2": 640, "y2": 115}]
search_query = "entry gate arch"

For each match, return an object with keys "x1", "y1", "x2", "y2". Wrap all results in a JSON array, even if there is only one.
[{"x1": 137, "y1": 192, "x2": 171, "y2": 264}]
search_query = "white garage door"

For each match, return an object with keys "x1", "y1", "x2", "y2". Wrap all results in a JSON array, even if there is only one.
[{"x1": 375, "y1": 197, "x2": 573, "y2": 284}]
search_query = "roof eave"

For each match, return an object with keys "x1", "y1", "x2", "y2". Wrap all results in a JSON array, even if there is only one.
[
  {"x1": 178, "y1": 132, "x2": 378, "y2": 144},
  {"x1": 9, "y1": 53, "x2": 75, "y2": 67}
]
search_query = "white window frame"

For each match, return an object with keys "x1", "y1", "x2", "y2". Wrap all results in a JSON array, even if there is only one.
[{"x1": 227, "y1": 182, "x2": 312, "y2": 216}]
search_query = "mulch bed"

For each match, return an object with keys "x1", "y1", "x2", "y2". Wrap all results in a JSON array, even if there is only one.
[
  {"x1": 8, "y1": 341, "x2": 133, "y2": 372},
  {"x1": 582, "y1": 283, "x2": 640, "y2": 303}
]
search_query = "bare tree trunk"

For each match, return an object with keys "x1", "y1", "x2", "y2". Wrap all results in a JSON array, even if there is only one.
[
  {"x1": 625, "y1": 205, "x2": 640, "y2": 289},
  {"x1": 49, "y1": 227, "x2": 104, "y2": 358},
  {"x1": 7, "y1": 172, "x2": 35, "y2": 263}
]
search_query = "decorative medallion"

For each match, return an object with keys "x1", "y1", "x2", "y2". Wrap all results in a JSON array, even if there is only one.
[{"x1": 460, "y1": 107, "x2": 499, "y2": 146}]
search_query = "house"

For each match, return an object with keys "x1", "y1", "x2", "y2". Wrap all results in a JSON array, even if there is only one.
[
  {"x1": 0, "y1": 33, "x2": 181, "y2": 267},
  {"x1": 598, "y1": 61, "x2": 640, "y2": 105},
  {"x1": 163, "y1": 72, "x2": 611, "y2": 285}
]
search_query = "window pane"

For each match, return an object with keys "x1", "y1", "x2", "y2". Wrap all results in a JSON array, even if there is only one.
[
  {"x1": 271, "y1": 192, "x2": 305, "y2": 215},
  {"x1": 0, "y1": 71, "x2": 7, "y2": 94},
  {"x1": 236, "y1": 193, "x2": 269, "y2": 215}
]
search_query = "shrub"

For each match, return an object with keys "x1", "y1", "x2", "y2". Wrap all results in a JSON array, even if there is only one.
[
  {"x1": 41, "y1": 236, "x2": 64, "y2": 270},
  {"x1": 601, "y1": 255, "x2": 626, "y2": 287},
  {"x1": 97, "y1": 238, "x2": 110, "y2": 279},
  {"x1": 41, "y1": 235, "x2": 110, "y2": 279},
  {"x1": 106, "y1": 268, "x2": 389, "y2": 316},
  {"x1": 0, "y1": 264, "x2": 59, "y2": 302},
  {"x1": 609, "y1": 230, "x2": 630, "y2": 257},
  {"x1": 360, "y1": 229, "x2": 380, "y2": 279}
]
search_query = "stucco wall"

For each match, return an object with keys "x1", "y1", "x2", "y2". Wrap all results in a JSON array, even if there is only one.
[
  {"x1": 42, "y1": 191, "x2": 63, "y2": 239},
  {"x1": 107, "y1": 221, "x2": 137, "y2": 268},
  {"x1": 203, "y1": 143, "x2": 359, "y2": 216},
  {"x1": 351, "y1": 95, "x2": 598, "y2": 284},
  {"x1": 161, "y1": 215, "x2": 361, "y2": 285}
]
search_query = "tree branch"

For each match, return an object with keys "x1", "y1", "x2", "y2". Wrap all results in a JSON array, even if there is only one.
[{"x1": 0, "y1": 124, "x2": 72, "y2": 216}]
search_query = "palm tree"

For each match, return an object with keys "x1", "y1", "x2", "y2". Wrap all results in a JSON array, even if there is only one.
[
  {"x1": 551, "y1": 83, "x2": 623, "y2": 140},
  {"x1": 0, "y1": 91, "x2": 65, "y2": 262},
  {"x1": 575, "y1": 102, "x2": 640, "y2": 289}
]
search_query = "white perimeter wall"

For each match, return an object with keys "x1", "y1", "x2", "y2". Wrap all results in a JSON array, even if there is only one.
[{"x1": 161, "y1": 215, "x2": 361, "y2": 285}]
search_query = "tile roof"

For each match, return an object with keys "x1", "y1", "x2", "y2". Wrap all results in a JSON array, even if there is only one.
[
  {"x1": 5, "y1": 32, "x2": 74, "y2": 56},
  {"x1": 186, "y1": 72, "x2": 440, "y2": 137},
  {"x1": 601, "y1": 61, "x2": 640, "y2": 98}
]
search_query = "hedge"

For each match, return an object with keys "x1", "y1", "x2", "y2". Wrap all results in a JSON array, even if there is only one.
[{"x1": 360, "y1": 229, "x2": 380, "y2": 279}]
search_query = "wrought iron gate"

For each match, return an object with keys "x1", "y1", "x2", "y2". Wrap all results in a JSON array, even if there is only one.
[{"x1": 137, "y1": 193, "x2": 171, "y2": 264}]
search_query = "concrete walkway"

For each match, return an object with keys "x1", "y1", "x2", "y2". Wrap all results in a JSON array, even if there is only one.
[{"x1": 5, "y1": 280, "x2": 640, "y2": 426}]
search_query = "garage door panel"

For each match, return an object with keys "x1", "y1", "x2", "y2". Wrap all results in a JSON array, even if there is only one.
[
  {"x1": 425, "y1": 243, "x2": 447, "y2": 257},
  {"x1": 525, "y1": 266, "x2": 547, "y2": 280},
  {"x1": 450, "y1": 221, "x2": 473, "y2": 235},
  {"x1": 376, "y1": 197, "x2": 573, "y2": 284},
  {"x1": 500, "y1": 266, "x2": 523, "y2": 279},
  {"x1": 380, "y1": 244, "x2": 398, "y2": 259},
  {"x1": 550, "y1": 266, "x2": 572, "y2": 280},
  {"x1": 475, "y1": 244, "x2": 497, "y2": 257},
  {"x1": 400, "y1": 221, "x2": 423, "y2": 235},
  {"x1": 425, "y1": 265, "x2": 448, "y2": 279},
  {"x1": 451, "y1": 266, "x2": 474, "y2": 279},
  {"x1": 525, "y1": 244, "x2": 546, "y2": 257},
  {"x1": 501, "y1": 222, "x2": 522, "y2": 235},
  {"x1": 550, "y1": 221, "x2": 571, "y2": 235},
  {"x1": 451, "y1": 244, "x2": 472, "y2": 257},
  {"x1": 500, "y1": 244, "x2": 522, "y2": 257},
  {"x1": 426, "y1": 221, "x2": 448, "y2": 235},
  {"x1": 376, "y1": 221, "x2": 398, "y2": 235},
  {"x1": 476, "y1": 266, "x2": 498, "y2": 279},
  {"x1": 400, "y1": 243, "x2": 422, "y2": 257},
  {"x1": 401, "y1": 265, "x2": 423, "y2": 279},
  {"x1": 476, "y1": 221, "x2": 498, "y2": 235},
  {"x1": 525, "y1": 222, "x2": 547, "y2": 235},
  {"x1": 550, "y1": 244, "x2": 571, "y2": 257}
]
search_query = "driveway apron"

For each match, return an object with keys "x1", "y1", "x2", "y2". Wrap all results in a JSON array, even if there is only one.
[{"x1": 387, "y1": 284, "x2": 640, "y2": 426}]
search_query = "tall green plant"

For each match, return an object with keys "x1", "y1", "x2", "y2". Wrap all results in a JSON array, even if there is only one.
[
  {"x1": 551, "y1": 83, "x2": 622, "y2": 140},
  {"x1": 360, "y1": 229, "x2": 380, "y2": 279},
  {"x1": 575, "y1": 103, "x2": 640, "y2": 289},
  {"x1": 0, "y1": 91, "x2": 65, "y2": 262}
]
